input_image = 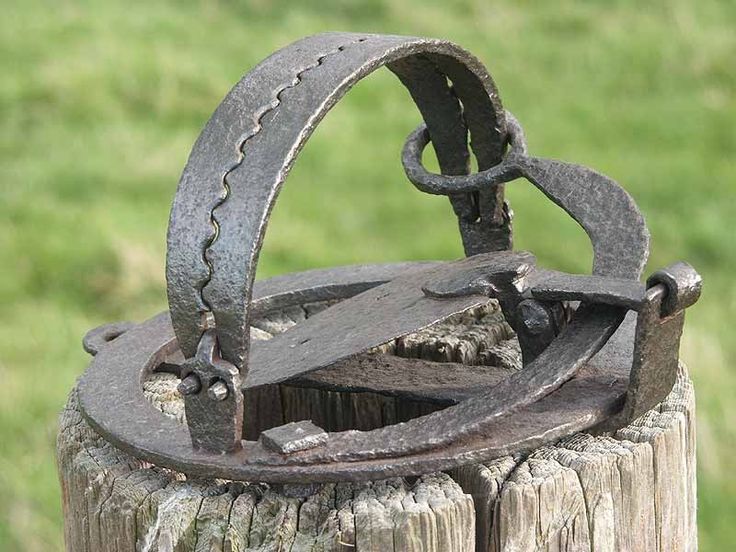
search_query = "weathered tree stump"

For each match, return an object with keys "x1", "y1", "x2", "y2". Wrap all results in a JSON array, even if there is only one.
[{"x1": 58, "y1": 302, "x2": 696, "y2": 551}]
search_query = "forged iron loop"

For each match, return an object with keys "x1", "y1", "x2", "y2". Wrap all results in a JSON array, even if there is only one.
[
  {"x1": 403, "y1": 110, "x2": 528, "y2": 196},
  {"x1": 646, "y1": 261, "x2": 703, "y2": 317},
  {"x1": 82, "y1": 321, "x2": 135, "y2": 356}
]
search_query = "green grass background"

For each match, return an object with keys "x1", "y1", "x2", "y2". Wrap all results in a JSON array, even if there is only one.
[{"x1": 1, "y1": 0, "x2": 734, "y2": 549}]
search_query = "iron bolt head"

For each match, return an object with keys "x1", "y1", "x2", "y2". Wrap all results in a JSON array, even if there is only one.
[
  {"x1": 177, "y1": 374, "x2": 201, "y2": 396},
  {"x1": 516, "y1": 299, "x2": 552, "y2": 335},
  {"x1": 208, "y1": 380, "x2": 229, "y2": 401}
]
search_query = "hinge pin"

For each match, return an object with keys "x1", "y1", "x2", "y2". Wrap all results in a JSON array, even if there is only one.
[
  {"x1": 208, "y1": 380, "x2": 229, "y2": 401},
  {"x1": 177, "y1": 374, "x2": 201, "y2": 396}
]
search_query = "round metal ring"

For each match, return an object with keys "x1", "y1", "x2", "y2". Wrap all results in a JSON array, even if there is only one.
[
  {"x1": 82, "y1": 321, "x2": 136, "y2": 356},
  {"x1": 403, "y1": 110, "x2": 528, "y2": 195}
]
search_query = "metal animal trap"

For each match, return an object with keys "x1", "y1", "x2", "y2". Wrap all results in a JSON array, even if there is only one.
[{"x1": 78, "y1": 33, "x2": 702, "y2": 483}]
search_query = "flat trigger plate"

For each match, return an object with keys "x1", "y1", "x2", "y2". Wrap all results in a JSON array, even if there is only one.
[{"x1": 245, "y1": 251, "x2": 533, "y2": 388}]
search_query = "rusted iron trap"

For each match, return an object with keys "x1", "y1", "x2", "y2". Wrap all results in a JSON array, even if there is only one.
[{"x1": 78, "y1": 32, "x2": 701, "y2": 483}]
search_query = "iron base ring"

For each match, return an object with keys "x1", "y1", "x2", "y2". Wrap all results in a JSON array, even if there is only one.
[{"x1": 78, "y1": 262, "x2": 635, "y2": 483}]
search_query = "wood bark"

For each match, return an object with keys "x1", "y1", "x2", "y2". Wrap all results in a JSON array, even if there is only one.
[{"x1": 58, "y1": 302, "x2": 696, "y2": 551}]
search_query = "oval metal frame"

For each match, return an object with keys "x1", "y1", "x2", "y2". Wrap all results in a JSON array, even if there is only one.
[{"x1": 80, "y1": 262, "x2": 636, "y2": 483}]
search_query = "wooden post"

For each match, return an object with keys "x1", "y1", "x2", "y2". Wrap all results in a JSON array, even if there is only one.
[{"x1": 57, "y1": 303, "x2": 696, "y2": 551}]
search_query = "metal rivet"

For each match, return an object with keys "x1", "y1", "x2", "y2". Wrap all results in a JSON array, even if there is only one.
[
  {"x1": 208, "y1": 380, "x2": 229, "y2": 401},
  {"x1": 177, "y1": 374, "x2": 201, "y2": 396},
  {"x1": 516, "y1": 299, "x2": 551, "y2": 335}
]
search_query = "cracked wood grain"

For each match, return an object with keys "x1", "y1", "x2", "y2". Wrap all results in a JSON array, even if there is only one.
[{"x1": 58, "y1": 306, "x2": 695, "y2": 551}]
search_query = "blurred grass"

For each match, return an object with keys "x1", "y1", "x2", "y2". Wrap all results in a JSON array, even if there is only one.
[{"x1": 0, "y1": 0, "x2": 734, "y2": 549}]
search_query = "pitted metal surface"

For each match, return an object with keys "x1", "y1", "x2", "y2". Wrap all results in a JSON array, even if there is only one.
[{"x1": 78, "y1": 33, "x2": 701, "y2": 481}]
